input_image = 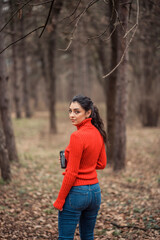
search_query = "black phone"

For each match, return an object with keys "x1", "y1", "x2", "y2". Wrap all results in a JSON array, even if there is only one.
[{"x1": 60, "y1": 150, "x2": 66, "y2": 169}]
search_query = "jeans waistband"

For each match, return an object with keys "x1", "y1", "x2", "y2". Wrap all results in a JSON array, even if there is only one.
[{"x1": 71, "y1": 183, "x2": 100, "y2": 191}]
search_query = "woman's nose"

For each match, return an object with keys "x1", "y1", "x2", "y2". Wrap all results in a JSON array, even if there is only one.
[{"x1": 69, "y1": 111, "x2": 74, "y2": 117}]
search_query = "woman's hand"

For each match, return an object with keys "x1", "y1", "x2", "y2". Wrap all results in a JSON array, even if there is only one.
[{"x1": 54, "y1": 206, "x2": 63, "y2": 212}]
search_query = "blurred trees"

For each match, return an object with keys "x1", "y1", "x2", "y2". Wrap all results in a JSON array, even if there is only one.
[
  {"x1": 0, "y1": 0, "x2": 159, "y2": 178},
  {"x1": 129, "y1": 0, "x2": 160, "y2": 127},
  {"x1": 138, "y1": 0, "x2": 160, "y2": 127}
]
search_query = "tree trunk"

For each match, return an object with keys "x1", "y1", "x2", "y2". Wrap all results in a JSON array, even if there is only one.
[
  {"x1": 0, "y1": 76, "x2": 19, "y2": 162},
  {"x1": 79, "y1": 20, "x2": 89, "y2": 96},
  {"x1": 113, "y1": 0, "x2": 129, "y2": 171},
  {"x1": 37, "y1": 37, "x2": 49, "y2": 106},
  {"x1": 10, "y1": 0, "x2": 21, "y2": 119},
  {"x1": 0, "y1": 125, "x2": 11, "y2": 182},
  {"x1": 71, "y1": 37, "x2": 80, "y2": 98},
  {"x1": 0, "y1": 1, "x2": 19, "y2": 163},
  {"x1": 139, "y1": 49, "x2": 160, "y2": 127},
  {"x1": 20, "y1": 16, "x2": 32, "y2": 118},
  {"x1": 70, "y1": 41, "x2": 77, "y2": 98},
  {"x1": 48, "y1": 31, "x2": 57, "y2": 133},
  {"x1": 47, "y1": 0, "x2": 63, "y2": 133},
  {"x1": 107, "y1": 0, "x2": 119, "y2": 164}
]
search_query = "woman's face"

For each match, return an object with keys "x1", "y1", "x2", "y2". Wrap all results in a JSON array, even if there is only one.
[{"x1": 69, "y1": 101, "x2": 91, "y2": 126}]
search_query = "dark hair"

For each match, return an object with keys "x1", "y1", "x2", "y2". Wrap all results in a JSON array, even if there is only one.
[{"x1": 71, "y1": 95, "x2": 107, "y2": 143}]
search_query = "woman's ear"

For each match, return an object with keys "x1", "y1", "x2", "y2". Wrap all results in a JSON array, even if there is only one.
[{"x1": 86, "y1": 109, "x2": 92, "y2": 118}]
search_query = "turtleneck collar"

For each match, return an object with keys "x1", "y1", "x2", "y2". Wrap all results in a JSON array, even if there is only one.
[{"x1": 76, "y1": 118, "x2": 92, "y2": 130}]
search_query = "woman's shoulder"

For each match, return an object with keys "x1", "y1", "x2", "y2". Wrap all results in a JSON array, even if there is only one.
[
  {"x1": 70, "y1": 130, "x2": 84, "y2": 143},
  {"x1": 70, "y1": 130, "x2": 82, "y2": 139}
]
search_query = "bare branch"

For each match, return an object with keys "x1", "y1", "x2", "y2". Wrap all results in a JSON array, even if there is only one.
[
  {"x1": 59, "y1": 0, "x2": 81, "y2": 23},
  {"x1": 0, "y1": 26, "x2": 44, "y2": 55},
  {"x1": 123, "y1": 0, "x2": 139, "y2": 38},
  {"x1": 29, "y1": 1, "x2": 53, "y2": 6},
  {"x1": 0, "y1": 0, "x2": 33, "y2": 33},
  {"x1": 59, "y1": 38, "x2": 73, "y2": 52},
  {"x1": 39, "y1": 0, "x2": 55, "y2": 38},
  {"x1": 59, "y1": 0, "x2": 100, "y2": 52},
  {"x1": 87, "y1": 25, "x2": 109, "y2": 41},
  {"x1": 69, "y1": 0, "x2": 99, "y2": 26},
  {"x1": 102, "y1": 0, "x2": 139, "y2": 79}
]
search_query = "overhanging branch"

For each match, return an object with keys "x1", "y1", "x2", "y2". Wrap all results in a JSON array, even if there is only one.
[{"x1": 0, "y1": 26, "x2": 44, "y2": 55}]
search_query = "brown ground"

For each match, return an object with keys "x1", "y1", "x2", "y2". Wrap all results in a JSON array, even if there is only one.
[{"x1": 0, "y1": 108, "x2": 160, "y2": 239}]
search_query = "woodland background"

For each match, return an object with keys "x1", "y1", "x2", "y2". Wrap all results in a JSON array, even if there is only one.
[{"x1": 0, "y1": 0, "x2": 160, "y2": 239}]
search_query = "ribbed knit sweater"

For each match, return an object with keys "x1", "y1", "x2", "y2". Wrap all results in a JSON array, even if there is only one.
[{"x1": 53, "y1": 118, "x2": 107, "y2": 210}]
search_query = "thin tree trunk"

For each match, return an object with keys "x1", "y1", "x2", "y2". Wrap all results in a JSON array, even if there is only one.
[
  {"x1": 71, "y1": 38, "x2": 80, "y2": 97},
  {"x1": 10, "y1": 0, "x2": 21, "y2": 118},
  {"x1": 20, "y1": 16, "x2": 31, "y2": 118},
  {"x1": 47, "y1": 0, "x2": 63, "y2": 133},
  {"x1": 0, "y1": 125, "x2": 11, "y2": 182},
  {"x1": 113, "y1": 0, "x2": 129, "y2": 171},
  {"x1": 0, "y1": 1, "x2": 19, "y2": 163},
  {"x1": 79, "y1": 21, "x2": 89, "y2": 96},
  {"x1": 48, "y1": 32, "x2": 57, "y2": 133},
  {"x1": 107, "y1": 0, "x2": 119, "y2": 164},
  {"x1": 37, "y1": 38, "x2": 49, "y2": 106},
  {"x1": 0, "y1": 76, "x2": 19, "y2": 162},
  {"x1": 139, "y1": 49, "x2": 159, "y2": 127}
]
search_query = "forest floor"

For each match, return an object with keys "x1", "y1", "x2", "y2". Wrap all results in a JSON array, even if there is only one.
[{"x1": 0, "y1": 106, "x2": 160, "y2": 240}]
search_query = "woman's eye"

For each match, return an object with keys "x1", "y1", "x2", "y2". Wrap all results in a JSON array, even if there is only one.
[
  {"x1": 69, "y1": 109, "x2": 72, "y2": 114},
  {"x1": 75, "y1": 111, "x2": 80, "y2": 114}
]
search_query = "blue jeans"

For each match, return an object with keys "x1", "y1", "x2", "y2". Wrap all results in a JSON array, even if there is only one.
[{"x1": 58, "y1": 183, "x2": 101, "y2": 240}]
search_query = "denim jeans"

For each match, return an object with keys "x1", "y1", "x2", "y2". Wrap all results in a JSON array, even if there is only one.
[{"x1": 58, "y1": 183, "x2": 101, "y2": 240}]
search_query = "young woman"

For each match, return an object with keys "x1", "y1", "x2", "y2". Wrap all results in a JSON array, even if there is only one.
[{"x1": 53, "y1": 95, "x2": 107, "y2": 240}]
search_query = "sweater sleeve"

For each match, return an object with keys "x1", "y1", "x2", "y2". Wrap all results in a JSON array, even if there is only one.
[
  {"x1": 53, "y1": 133, "x2": 83, "y2": 210},
  {"x1": 96, "y1": 142, "x2": 107, "y2": 169}
]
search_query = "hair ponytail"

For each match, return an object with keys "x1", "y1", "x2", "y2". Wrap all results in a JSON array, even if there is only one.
[
  {"x1": 91, "y1": 105, "x2": 107, "y2": 143},
  {"x1": 71, "y1": 95, "x2": 107, "y2": 144}
]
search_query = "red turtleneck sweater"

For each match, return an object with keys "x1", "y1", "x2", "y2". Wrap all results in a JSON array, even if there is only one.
[{"x1": 53, "y1": 118, "x2": 107, "y2": 210}]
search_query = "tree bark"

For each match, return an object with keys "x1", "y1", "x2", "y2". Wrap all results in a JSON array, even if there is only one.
[
  {"x1": 0, "y1": 76, "x2": 19, "y2": 162},
  {"x1": 79, "y1": 20, "x2": 89, "y2": 96},
  {"x1": 10, "y1": 0, "x2": 21, "y2": 119},
  {"x1": 0, "y1": 1, "x2": 19, "y2": 163},
  {"x1": 113, "y1": 0, "x2": 129, "y2": 171},
  {"x1": 0, "y1": 125, "x2": 11, "y2": 182},
  {"x1": 107, "y1": 0, "x2": 119, "y2": 164},
  {"x1": 20, "y1": 16, "x2": 32, "y2": 118},
  {"x1": 47, "y1": 0, "x2": 63, "y2": 133}
]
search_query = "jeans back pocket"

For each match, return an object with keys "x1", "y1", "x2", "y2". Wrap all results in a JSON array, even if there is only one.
[{"x1": 69, "y1": 191, "x2": 88, "y2": 211}]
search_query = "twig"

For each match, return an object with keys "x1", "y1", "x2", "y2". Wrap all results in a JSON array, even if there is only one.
[
  {"x1": 39, "y1": 0, "x2": 55, "y2": 38},
  {"x1": 69, "y1": 0, "x2": 99, "y2": 25},
  {"x1": 87, "y1": 25, "x2": 109, "y2": 40},
  {"x1": 59, "y1": 38, "x2": 73, "y2": 52},
  {"x1": 0, "y1": 0, "x2": 33, "y2": 33},
  {"x1": 59, "y1": 0, "x2": 81, "y2": 23},
  {"x1": 110, "y1": 221, "x2": 160, "y2": 231},
  {"x1": 102, "y1": 0, "x2": 139, "y2": 79},
  {"x1": 0, "y1": 26, "x2": 44, "y2": 55},
  {"x1": 29, "y1": 1, "x2": 53, "y2": 6},
  {"x1": 104, "y1": 24, "x2": 117, "y2": 42},
  {"x1": 123, "y1": 0, "x2": 139, "y2": 38},
  {"x1": 111, "y1": 222, "x2": 146, "y2": 231},
  {"x1": 59, "y1": 0, "x2": 99, "y2": 52}
]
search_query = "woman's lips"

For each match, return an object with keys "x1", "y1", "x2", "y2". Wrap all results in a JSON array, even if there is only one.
[{"x1": 71, "y1": 119, "x2": 76, "y2": 123}]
